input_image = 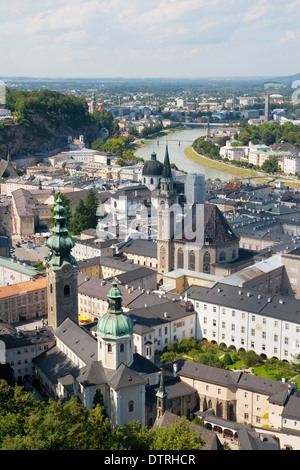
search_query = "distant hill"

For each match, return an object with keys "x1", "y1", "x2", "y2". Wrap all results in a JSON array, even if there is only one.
[{"x1": 265, "y1": 73, "x2": 300, "y2": 85}]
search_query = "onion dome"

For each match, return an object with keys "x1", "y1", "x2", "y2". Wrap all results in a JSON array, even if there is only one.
[
  {"x1": 142, "y1": 151, "x2": 163, "y2": 176},
  {"x1": 97, "y1": 280, "x2": 134, "y2": 339},
  {"x1": 46, "y1": 197, "x2": 78, "y2": 269}
]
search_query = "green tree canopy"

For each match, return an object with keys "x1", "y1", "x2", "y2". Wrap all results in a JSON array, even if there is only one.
[
  {"x1": 149, "y1": 417, "x2": 204, "y2": 450},
  {"x1": 0, "y1": 381, "x2": 206, "y2": 451},
  {"x1": 70, "y1": 199, "x2": 87, "y2": 235},
  {"x1": 85, "y1": 189, "x2": 99, "y2": 229}
]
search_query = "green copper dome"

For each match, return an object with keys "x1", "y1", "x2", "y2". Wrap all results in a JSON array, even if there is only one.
[
  {"x1": 97, "y1": 281, "x2": 134, "y2": 339},
  {"x1": 46, "y1": 197, "x2": 78, "y2": 269}
]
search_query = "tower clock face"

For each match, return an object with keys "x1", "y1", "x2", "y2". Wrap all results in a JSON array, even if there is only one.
[{"x1": 63, "y1": 266, "x2": 69, "y2": 273}]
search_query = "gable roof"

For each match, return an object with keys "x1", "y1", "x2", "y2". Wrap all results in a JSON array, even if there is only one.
[
  {"x1": 33, "y1": 345, "x2": 81, "y2": 384},
  {"x1": 129, "y1": 299, "x2": 195, "y2": 330},
  {"x1": 114, "y1": 266, "x2": 156, "y2": 284},
  {"x1": 108, "y1": 362, "x2": 147, "y2": 391},
  {"x1": 175, "y1": 360, "x2": 291, "y2": 405},
  {"x1": 184, "y1": 282, "x2": 300, "y2": 324},
  {"x1": 177, "y1": 361, "x2": 241, "y2": 389},
  {"x1": 54, "y1": 318, "x2": 97, "y2": 365},
  {"x1": 76, "y1": 361, "x2": 107, "y2": 388},
  {"x1": 153, "y1": 410, "x2": 223, "y2": 450},
  {"x1": 174, "y1": 203, "x2": 240, "y2": 245},
  {"x1": 118, "y1": 239, "x2": 157, "y2": 258},
  {"x1": 130, "y1": 353, "x2": 160, "y2": 375},
  {"x1": 282, "y1": 393, "x2": 300, "y2": 420}
]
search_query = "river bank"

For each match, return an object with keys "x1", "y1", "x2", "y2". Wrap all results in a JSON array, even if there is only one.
[
  {"x1": 134, "y1": 127, "x2": 239, "y2": 181},
  {"x1": 184, "y1": 146, "x2": 262, "y2": 179},
  {"x1": 134, "y1": 127, "x2": 300, "y2": 187},
  {"x1": 184, "y1": 145, "x2": 300, "y2": 188}
]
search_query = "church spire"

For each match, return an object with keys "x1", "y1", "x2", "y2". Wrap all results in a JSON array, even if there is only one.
[
  {"x1": 156, "y1": 368, "x2": 168, "y2": 418},
  {"x1": 161, "y1": 144, "x2": 173, "y2": 181},
  {"x1": 46, "y1": 197, "x2": 78, "y2": 269}
]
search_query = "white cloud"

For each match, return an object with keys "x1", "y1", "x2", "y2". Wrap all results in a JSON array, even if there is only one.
[
  {"x1": 0, "y1": 0, "x2": 299, "y2": 77},
  {"x1": 280, "y1": 30, "x2": 298, "y2": 44}
]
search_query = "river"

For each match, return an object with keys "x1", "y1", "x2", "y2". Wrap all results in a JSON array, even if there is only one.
[{"x1": 134, "y1": 127, "x2": 238, "y2": 181}]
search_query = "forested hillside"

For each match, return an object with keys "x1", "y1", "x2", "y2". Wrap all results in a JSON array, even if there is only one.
[{"x1": 0, "y1": 89, "x2": 115, "y2": 158}]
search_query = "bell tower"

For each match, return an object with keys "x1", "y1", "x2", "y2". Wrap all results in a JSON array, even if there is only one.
[
  {"x1": 157, "y1": 145, "x2": 177, "y2": 275},
  {"x1": 96, "y1": 280, "x2": 134, "y2": 370},
  {"x1": 46, "y1": 198, "x2": 79, "y2": 329}
]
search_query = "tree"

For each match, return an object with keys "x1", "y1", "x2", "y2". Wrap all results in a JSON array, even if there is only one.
[
  {"x1": 112, "y1": 421, "x2": 152, "y2": 450},
  {"x1": 70, "y1": 199, "x2": 87, "y2": 235},
  {"x1": 115, "y1": 158, "x2": 128, "y2": 167},
  {"x1": 85, "y1": 189, "x2": 99, "y2": 229},
  {"x1": 261, "y1": 155, "x2": 279, "y2": 173},
  {"x1": 0, "y1": 380, "x2": 208, "y2": 451},
  {"x1": 103, "y1": 137, "x2": 125, "y2": 156},
  {"x1": 223, "y1": 353, "x2": 233, "y2": 366},
  {"x1": 261, "y1": 128, "x2": 276, "y2": 146},
  {"x1": 239, "y1": 350, "x2": 261, "y2": 368},
  {"x1": 93, "y1": 388, "x2": 106, "y2": 410},
  {"x1": 91, "y1": 138, "x2": 105, "y2": 151},
  {"x1": 149, "y1": 417, "x2": 204, "y2": 450},
  {"x1": 93, "y1": 110, "x2": 117, "y2": 137}
]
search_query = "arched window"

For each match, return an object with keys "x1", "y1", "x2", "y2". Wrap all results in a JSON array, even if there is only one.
[
  {"x1": 107, "y1": 344, "x2": 112, "y2": 353},
  {"x1": 50, "y1": 284, "x2": 53, "y2": 294},
  {"x1": 64, "y1": 285, "x2": 70, "y2": 297},
  {"x1": 177, "y1": 248, "x2": 184, "y2": 269},
  {"x1": 232, "y1": 249, "x2": 236, "y2": 260},
  {"x1": 160, "y1": 245, "x2": 165, "y2": 269},
  {"x1": 189, "y1": 250, "x2": 195, "y2": 271},
  {"x1": 128, "y1": 400, "x2": 134, "y2": 413},
  {"x1": 150, "y1": 177, "x2": 154, "y2": 184},
  {"x1": 203, "y1": 251, "x2": 211, "y2": 274},
  {"x1": 120, "y1": 343, "x2": 124, "y2": 353},
  {"x1": 219, "y1": 251, "x2": 226, "y2": 262}
]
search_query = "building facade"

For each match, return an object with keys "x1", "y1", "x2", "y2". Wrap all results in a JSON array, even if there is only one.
[{"x1": 185, "y1": 282, "x2": 300, "y2": 362}]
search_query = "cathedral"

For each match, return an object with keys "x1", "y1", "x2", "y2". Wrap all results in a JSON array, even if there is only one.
[{"x1": 142, "y1": 146, "x2": 240, "y2": 279}]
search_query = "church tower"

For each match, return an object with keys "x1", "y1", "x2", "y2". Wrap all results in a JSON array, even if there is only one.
[
  {"x1": 46, "y1": 198, "x2": 79, "y2": 329},
  {"x1": 156, "y1": 368, "x2": 168, "y2": 419},
  {"x1": 157, "y1": 145, "x2": 178, "y2": 275},
  {"x1": 96, "y1": 280, "x2": 134, "y2": 370}
]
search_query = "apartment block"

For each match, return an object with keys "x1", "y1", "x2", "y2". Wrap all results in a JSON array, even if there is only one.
[{"x1": 184, "y1": 282, "x2": 300, "y2": 362}]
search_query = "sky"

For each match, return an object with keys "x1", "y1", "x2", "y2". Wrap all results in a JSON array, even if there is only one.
[{"x1": 0, "y1": 0, "x2": 300, "y2": 78}]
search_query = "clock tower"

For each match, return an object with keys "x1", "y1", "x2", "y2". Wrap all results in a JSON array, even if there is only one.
[
  {"x1": 46, "y1": 197, "x2": 79, "y2": 329},
  {"x1": 157, "y1": 145, "x2": 178, "y2": 275}
]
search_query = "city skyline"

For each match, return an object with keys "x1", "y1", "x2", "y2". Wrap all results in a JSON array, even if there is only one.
[{"x1": 0, "y1": 0, "x2": 300, "y2": 79}]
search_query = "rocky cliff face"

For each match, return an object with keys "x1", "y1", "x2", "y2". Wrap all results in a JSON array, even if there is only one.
[{"x1": 0, "y1": 115, "x2": 100, "y2": 158}]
